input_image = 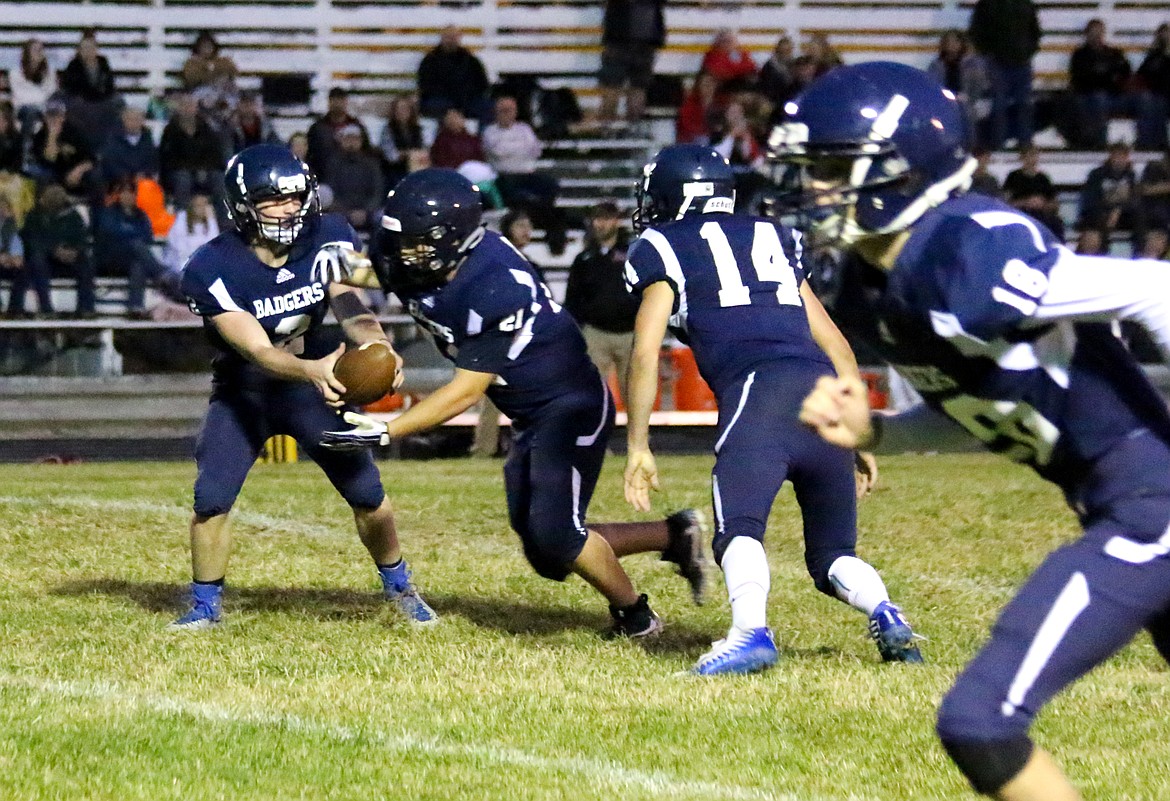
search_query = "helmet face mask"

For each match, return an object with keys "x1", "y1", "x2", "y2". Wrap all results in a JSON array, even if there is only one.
[
  {"x1": 766, "y1": 62, "x2": 977, "y2": 247},
  {"x1": 224, "y1": 144, "x2": 320, "y2": 248}
]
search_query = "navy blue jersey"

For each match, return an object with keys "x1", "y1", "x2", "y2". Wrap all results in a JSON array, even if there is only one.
[
  {"x1": 181, "y1": 214, "x2": 360, "y2": 385},
  {"x1": 386, "y1": 231, "x2": 599, "y2": 425},
  {"x1": 624, "y1": 213, "x2": 830, "y2": 395},
  {"x1": 834, "y1": 193, "x2": 1170, "y2": 490}
]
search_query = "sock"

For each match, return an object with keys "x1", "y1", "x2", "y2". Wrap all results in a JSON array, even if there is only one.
[
  {"x1": 720, "y1": 536, "x2": 770, "y2": 632},
  {"x1": 191, "y1": 579, "x2": 223, "y2": 608},
  {"x1": 377, "y1": 559, "x2": 409, "y2": 592},
  {"x1": 827, "y1": 555, "x2": 889, "y2": 616}
]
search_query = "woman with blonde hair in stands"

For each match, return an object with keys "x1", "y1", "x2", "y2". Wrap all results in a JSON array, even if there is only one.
[
  {"x1": 803, "y1": 33, "x2": 843, "y2": 77},
  {"x1": 10, "y1": 38, "x2": 57, "y2": 141},
  {"x1": 164, "y1": 190, "x2": 219, "y2": 271}
]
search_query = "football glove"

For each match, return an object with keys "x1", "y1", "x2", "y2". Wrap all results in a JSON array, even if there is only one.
[
  {"x1": 321, "y1": 411, "x2": 390, "y2": 450},
  {"x1": 312, "y1": 244, "x2": 372, "y2": 286}
]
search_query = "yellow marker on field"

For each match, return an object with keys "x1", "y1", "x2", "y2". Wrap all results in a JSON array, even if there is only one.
[{"x1": 259, "y1": 435, "x2": 298, "y2": 463}]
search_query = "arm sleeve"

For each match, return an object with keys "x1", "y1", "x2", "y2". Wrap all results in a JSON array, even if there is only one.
[
  {"x1": 623, "y1": 234, "x2": 679, "y2": 312},
  {"x1": 1031, "y1": 249, "x2": 1170, "y2": 365},
  {"x1": 453, "y1": 279, "x2": 534, "y2": 374},
  {"x1": 181, "y1": 254, "x2": 246, "y2": 318}
]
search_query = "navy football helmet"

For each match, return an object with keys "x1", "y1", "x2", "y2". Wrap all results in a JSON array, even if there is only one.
[
  {"x1": 224, "y1": 144, "x2": 319, "y2": 246},
  {"x1": 767, "y1": 61, "x2": 976, "y2": 246},
  {"x1": 634, "y1": 144, "x2": 736, "y2": 232},
  {"x1": 376, "y1": 169, "x2": 485, "y2": 290}
]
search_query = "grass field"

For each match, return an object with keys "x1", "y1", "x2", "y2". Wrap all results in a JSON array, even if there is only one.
[{"x1": 1, "y1": 453, "x2": 1168, "y2": 801}]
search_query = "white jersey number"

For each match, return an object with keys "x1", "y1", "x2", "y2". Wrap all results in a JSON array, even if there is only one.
[{"x1": 699, "y1": 221, "x2": 802, "y2": 309}]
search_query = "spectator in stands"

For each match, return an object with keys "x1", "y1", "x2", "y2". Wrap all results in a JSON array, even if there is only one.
[
  {"x1": 757, "y1": 36, "x2": 798, "y2": 122},
  {"x1": 59, "y1": 29, "x2": 122, "y2": 151},
  {"x1": 99, "y1": 105, "x2": 159, "y2": 186},
  {"x1": 968, "y1": 0, "x2": 1040, "y2": 149},
  {"x1": 0, "y1": 196, "x2": 24, "y2": 314},
  {"x1": 379, "y1": 93, "x2": 426, "y2": 186},
  {"x1": 1004, "y1": 144, "x2": 1065, "y2": 239},
  {"x1": 416, "y1": 26, "x2": 491, "y2": 123},
  {"x1": 305, "y1": 88, "x2": 370, "y2": 182},
  {"x1": 30, "y1": 98, "x2": 97, "y2": 200},
  {"x1": 429, "y1": 107, "x2": 484, "y2": 169},
  {"x1": 95, "y1": 177, "x2": 182, "y2": 317},
  {"x1": 0, "y1": 103, "x2": 22, "y2": 175},
  {"x1": 227, "y1": 90, "x2": 281, "y2": 153},
  {"x1": 181, "y1": 30, "x2": 239, "y2": 126},
  {"x1": 928, "y1": 30, "x2": 992, "y2": 148},
  {"x1": 482, "y1": 95, "x2": 566, "y2": 255},
  {"x1": 1069, "y1": 19, "x2": 1149, "y2": 150},
  {"x1": 789, "y1": 55, "x2": 820, "y2": 96},
  {"x1": 163, "y1": 190, "x2": 218, "y2": 271},
  {"x1": 597, "y1": 0, "x2": 666, "y2": 123},
  {"x1": 0, "y1": 104, "x2": 33, "y2": 229},
  {"x1": 10, "y1": 38, "x2": 57, "y2": 142},
  {"x1": 969, "y1": 145, "x2": 1002, "y2": 197},
  {"x1": 14, "y1": 183, "x2": 94, "y2": 318},
  {"x1": 1137, "y1": 24, "x2": 1170, "y2": 151},
  {"x1": 159, "y1": 92, "x2": 226, "y2": 211},
  {"x1": 802, "y1": 33, "x2": 843, "y2": 78},
  {"x1": 564, "y1": 200, "x2": 638, "y2": 405},
  {"x1": 324, "y1": 125, "x2": 384, "y2": 233},
  {"x1": 676, "y1": 72, "x2": 722, "y2": 145},
  {"x1": 1078, "y1": 141, "x2": 1146, "y2": 254},
  {"x1": 1140, "y1": 147, "x2": 1170, "y2": 257},
  {"x1": 287, "y1": 131, "x2": 309, "y2": 163},
  {"x1": 710, "y1": 99, "x2": 767, "y2": 207},
  {"x1": 701, "y1": 30, "x2": 758, "y2": 96}
]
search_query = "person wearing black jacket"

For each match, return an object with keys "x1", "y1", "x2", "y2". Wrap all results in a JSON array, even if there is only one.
[
  {"x1": 59, "y1": 29, "x2": 122, "y2": 150},
  {"x1": 563, "y1": 201, "x2": 640, "y2": 405},
  {"x1": 1071, "y1": 18, "x2": 1165, "y2": 149},
  {"x1": 416, "y1": 27, "x2": 491, "y2": 123},
  {"x1": 968, "y1": 0, "x2": 1041, "y2": 149}
]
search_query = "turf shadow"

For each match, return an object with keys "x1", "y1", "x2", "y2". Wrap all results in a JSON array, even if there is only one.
[{"x1": 426, "y1": 592, "x2": 715, "y2": 652}]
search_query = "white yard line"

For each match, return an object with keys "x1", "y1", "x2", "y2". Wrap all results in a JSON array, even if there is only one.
[
  {"x1": 0, "y1": 494, "x2": 336, "y2": 539},
  {"x1": 0, "y1": 674, "x2": 868, "y2": 801}
]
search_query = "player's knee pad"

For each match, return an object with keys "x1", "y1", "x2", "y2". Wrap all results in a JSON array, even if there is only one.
[
  {"x1": 519, "y1": 524, "x2": 586, "y2": 582},
  {"x1": 937, "y1": 734, "x2": 1034, "y2": 796},
  {"x1": 192, "y1": 484, "x2": 237, "y2": 519},
  {"x1": 330, "y1": 461, "x2": 386, "y2": 510},
  {"x1": 712, "y1": 526, "x2": 764, "y2": 567}
]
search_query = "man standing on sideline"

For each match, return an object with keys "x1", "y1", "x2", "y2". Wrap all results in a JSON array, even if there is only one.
[{"x1": 563, "y1": 201, "x2": 639, "y2": 405}]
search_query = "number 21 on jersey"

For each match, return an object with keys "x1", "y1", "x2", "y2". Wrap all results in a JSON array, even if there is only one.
[{"x1": 700, "y1": 221, "x2": 802, "y2": 309}]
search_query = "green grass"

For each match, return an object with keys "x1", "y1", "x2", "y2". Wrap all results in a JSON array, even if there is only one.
[{"x1": 0, "y1": 454, "x2": 1167, "y2": 800}]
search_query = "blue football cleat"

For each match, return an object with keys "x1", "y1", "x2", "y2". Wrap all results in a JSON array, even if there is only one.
[
  {"x1": 693, "y1": 626, "x2": 779, "y2": 675},
  {"x1": 380, "y1": 562, "x2": 439, "y2": 625},
  {"x1": 167, "y1": 582, "x2": 223, "y2": 631},
  {"x1": 869, "y1": 600, "x2": 925, "y2": 663}
]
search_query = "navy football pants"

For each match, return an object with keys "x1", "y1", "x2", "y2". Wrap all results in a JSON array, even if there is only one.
[
  {"x1": 711, "y1": 359, "x2": 858, "y2": 596},
  {"x1": 503, "y1": 376, "x2": 614, "y2": 581},
  {"x1": 938, "y1": 429, "x2": 1170, "y2": 744},
  {"x1": 193, "y1": 380, "x2": 385, "y2": 518},
  {"x1": 702, "y1": 355, "x2": 861, "y2": 594}
]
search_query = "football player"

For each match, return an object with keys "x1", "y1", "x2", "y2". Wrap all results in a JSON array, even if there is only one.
[
  {"x1": 784, "y1": 62, "x2": 1170, "y2": 801},
  {"x1": 321, "y1": 168, "x2": 708, "y2": 638},
  {"x1": 172, "y1": 143, "x2": 435, "y2": 630},
  {"x1": 623, "y1": 144, "x2": 923, "y2": 675}
]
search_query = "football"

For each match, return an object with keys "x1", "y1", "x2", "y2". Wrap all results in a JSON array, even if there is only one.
[{"x1": 333, "y1": 341, "x2": 399, "y2": 406}]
